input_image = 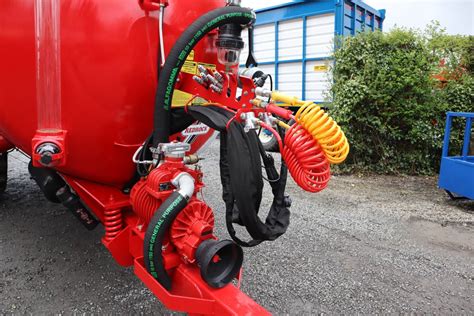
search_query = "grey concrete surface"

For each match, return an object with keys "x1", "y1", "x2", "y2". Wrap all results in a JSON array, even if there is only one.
[{"x1": 0, "y1": 143, "x2": 473, "y2": 314}]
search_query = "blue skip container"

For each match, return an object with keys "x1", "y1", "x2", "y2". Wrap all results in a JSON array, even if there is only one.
[{"x1": 438, "y1": 112, "x2": 474, "y2": 200}]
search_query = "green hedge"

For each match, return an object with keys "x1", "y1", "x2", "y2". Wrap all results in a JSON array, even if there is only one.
[{"x1": 330, "y1": 24, "x2": 473, "y2": 175}]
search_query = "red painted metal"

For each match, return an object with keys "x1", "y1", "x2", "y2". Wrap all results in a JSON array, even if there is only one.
[
  {"x1": 130, "y1": 156, "x2": 204, "y2": 224},
  {"x1": 170, "y1": 200, "x2": 215, "y2": 263},
  {"x1": 0, "y1": 0, "x2": 222, "y2": 187},
  {"x1": 0, "y1": 135, "x2": 13, "y2": 153},
  {"x1": 31, "y1": 130, "x2": 67, "y2": 167},
  {"x1": 135, "y1": 258, "x2": 271, "y2": 316},
  {"x1": 0, "y1": 0, "x2": 273, "y2": 313}
]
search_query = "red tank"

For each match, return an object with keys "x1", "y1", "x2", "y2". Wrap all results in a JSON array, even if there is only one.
[
  {"x1": 0, "y1": 0, "x2": 221, "y2": 187},
  {"x1": 0, "y1": 1, "x2": 348, "y2": 314}
]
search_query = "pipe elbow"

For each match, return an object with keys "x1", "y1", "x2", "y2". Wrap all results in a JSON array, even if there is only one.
[{"x1": 172, "y1": 172, "x2": 195, "y2": 200}]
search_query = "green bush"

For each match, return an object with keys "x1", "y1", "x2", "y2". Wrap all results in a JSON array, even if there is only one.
[{"x1": 330, "y1": 24, "x2": 473, "y2": 175}]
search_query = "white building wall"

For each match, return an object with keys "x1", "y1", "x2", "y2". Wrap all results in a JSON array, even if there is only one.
[{"x1": 241, "y1": 13, "x2": 336, "y2": 103}]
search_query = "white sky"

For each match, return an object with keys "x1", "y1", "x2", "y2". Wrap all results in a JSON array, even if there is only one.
[{"x1": 241, "y1": 0, "x2": 473, "y2": 35}]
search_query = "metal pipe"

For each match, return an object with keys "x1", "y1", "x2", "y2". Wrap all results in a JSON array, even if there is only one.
[
  {"x1": 159, "y1": 4, "x2": 166, "y2": 66},
  {"x1": 172, "y1": 172, "x2": 195, "y2": 200}
]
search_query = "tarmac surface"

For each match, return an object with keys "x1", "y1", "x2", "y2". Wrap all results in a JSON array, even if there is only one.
[{"x1": 0, "y1": 142, "x2": 473, "y2": 314}]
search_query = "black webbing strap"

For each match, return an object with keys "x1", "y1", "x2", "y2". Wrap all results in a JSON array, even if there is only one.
[{"x1": 188, "y1": 106, "x2": 291, "y2": 247}]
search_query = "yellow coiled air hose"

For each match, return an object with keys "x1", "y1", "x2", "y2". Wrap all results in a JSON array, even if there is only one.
[{"x1": 271, "y1": 91, "x2": 350, "y2": 165}]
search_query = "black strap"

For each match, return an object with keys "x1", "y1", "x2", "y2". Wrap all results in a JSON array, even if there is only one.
[{"x1": 187, "y1": 106, "x2": 291, "y2": 247}]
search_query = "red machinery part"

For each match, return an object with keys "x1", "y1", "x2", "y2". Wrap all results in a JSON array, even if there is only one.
[
  {"x1": 0, "y1": 135, "x2": 13, "y2": 153},
  {"x1": 130, "y1": 154, "x2": 213, "y2": 265},
  {"x1": 130, "y1": 157, "x2": 204, "y2": 224},
  {"x1": 0, "y1": 0, "x2": 222, "y2": 187},
  {"x1": 170, "y1": 200, "x2": 215, "y2": 263},
  {"x1": 0, "y1": 0, "x2": 322, "y2": 313}
]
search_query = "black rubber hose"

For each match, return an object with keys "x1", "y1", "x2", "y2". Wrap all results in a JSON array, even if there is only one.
[
  {"x1": 28, "y1": 161, "x2": 65, "y2": 203},
  {"x1": 143, "y1": 191, "x2": 189, "y2": 290},
  {"x1": 152, "y1": 6, "x2": 255, "y2": 147}
]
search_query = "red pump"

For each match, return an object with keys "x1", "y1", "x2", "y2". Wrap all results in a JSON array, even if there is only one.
[{"x1": 0, "y1": 0, "x2": 349, "y2": 314}]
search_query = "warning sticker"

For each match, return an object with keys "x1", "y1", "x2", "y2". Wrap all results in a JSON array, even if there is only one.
[
  {"x1": 187, "y1": 50, "x2": 195, "y2": 61},
  {"x1": 198, "y1": 63, "x2": 217, "y2": 71},
  {"x1": 314, "y1": 65, "x2": 329, "y2": 72},
  {"x1": 172, "y1": 90, "x2": 207, "y2": 106},
  {"x1": 182, "y1": 61, "x2": 197, "y2": 75}
]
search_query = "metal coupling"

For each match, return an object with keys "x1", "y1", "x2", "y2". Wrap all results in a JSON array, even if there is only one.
[
  {"x1": 156, "y1": 142, "x2": 191, "y2": 159},
  {"x1": 255, "y1": 87, "x2": 272, "y2": 99},
  {"x1": 213, "y1": 71, "x2": 224, "y2": 83},
  {"x1": 206, "y1": 74, "x2": 222, "y2": 88},
  {"x1": 226, "y1": 0, "x2": 242, "y2": 6},
  {"x1": 171, "y1": 172, "x2": 195, "y2": 200},
  {"x1": 193, "y1": 75, "x2": 207, "y2": 87},
  {"x1": 36, "y1": 142, "x2": 60, "y2": 166},
  {"x1": 210, "y1": 84, "x2": 223, "y2": 94},
  {"x1": 184, "y1": 154, "x2": 201, "y2": 165},
  {"x1": 242, "y1": 112, "x2": 258, "y2": 133}
]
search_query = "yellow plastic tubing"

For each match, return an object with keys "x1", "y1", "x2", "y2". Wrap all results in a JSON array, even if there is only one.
[{"x1": 271, "y1": 91, "x2": 350, "y2": 165}]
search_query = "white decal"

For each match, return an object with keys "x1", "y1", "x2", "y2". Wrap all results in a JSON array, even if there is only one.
[{"x1": 182, "y1": 123, "x2": 210, "y2": 136}]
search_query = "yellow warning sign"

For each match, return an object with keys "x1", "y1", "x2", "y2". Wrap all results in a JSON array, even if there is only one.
[
  {"x1": 182, "y1": 61, "x2": 198, "y2": 75},
  {"x1": 198, "y1": 63, "x2": 217, "y2": 71},
  {"x1": 314, "y1": 65, "x2": 329, "y2": 72},
  {"x1": 187, "y1": 50, "x2": 195, "y2": 61},
  {"x1": 174, "y1": 57, "x2": 217, "y2": 105},
  {"x1": 172, "y1": 90, "x2": 207, "y2": 106},
  {"x1": 172, "y1": 90, "x2": 193, "y2": 106}
]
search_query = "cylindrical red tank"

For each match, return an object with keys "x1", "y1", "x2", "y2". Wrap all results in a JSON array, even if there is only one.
[{"x1": 0, "y1": 0, "x2": 223, "y2": 187}]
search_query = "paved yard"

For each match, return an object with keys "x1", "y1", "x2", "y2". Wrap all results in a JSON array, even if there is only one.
[{"x1": 0, "y1": 144, "x2": 472, "y2": 314}]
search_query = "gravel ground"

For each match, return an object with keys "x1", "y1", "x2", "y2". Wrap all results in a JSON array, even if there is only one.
[{"x1": 0, "y1": 142, "x2": 473, "y2": 314}]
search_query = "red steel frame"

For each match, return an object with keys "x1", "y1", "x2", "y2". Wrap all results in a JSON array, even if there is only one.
[
  {"x1": 0, "y1": 0, "x2": 273, "y2": 314},
  {"x1": 61, "y1": 174, "x2": 269, "y2": 315}
]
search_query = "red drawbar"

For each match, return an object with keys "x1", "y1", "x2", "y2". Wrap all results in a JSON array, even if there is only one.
[{"x1": 135, "y1": 258, "x2": 271, "y2": 316}]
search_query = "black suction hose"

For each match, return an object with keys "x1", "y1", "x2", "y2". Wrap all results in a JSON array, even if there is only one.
[
  {"x1": 143, "y1": 191, "x2": 188, "y2": 290},
  {"x1": 152, "y1": 6, "x2": 255, "y2": 147}
]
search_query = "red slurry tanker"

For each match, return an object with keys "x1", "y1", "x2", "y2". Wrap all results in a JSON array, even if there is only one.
[{"x1": 0, "y1": 0, "x2": 349, "y2": 314}]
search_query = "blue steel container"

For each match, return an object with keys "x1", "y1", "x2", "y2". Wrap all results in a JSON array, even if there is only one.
[
  {"x1": 438, "y1": 112, "x2": 474, "y2": 200},
  {"x1": 244, "y1": 0, "x2": 385, "y2": 102}
]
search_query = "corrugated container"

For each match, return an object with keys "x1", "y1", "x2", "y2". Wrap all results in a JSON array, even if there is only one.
[{"x1": 242, "y1": 0, "x2": 385, "y2": 103}]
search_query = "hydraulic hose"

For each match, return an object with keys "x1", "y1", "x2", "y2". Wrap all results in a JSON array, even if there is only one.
[{"x1": 152, "y1": 6, "x2": 255, "y2": 147}]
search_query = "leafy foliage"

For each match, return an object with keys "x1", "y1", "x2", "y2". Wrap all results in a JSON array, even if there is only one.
[{"x1": 330, "y1": 24, "x2": 473, "y2": 175}]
